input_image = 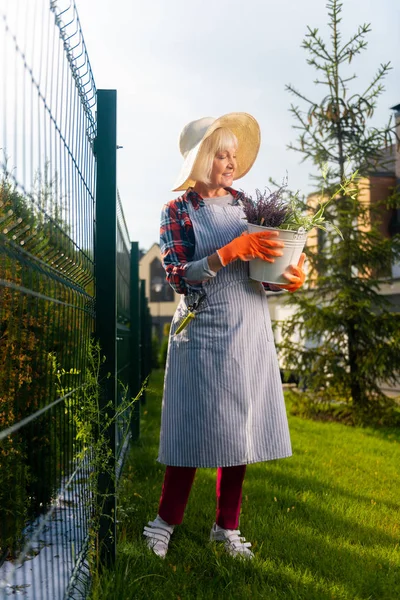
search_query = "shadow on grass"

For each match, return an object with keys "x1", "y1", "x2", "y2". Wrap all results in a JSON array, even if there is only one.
[{"x1": 248, "y1": 462, "x2": 400, "y2": 531}]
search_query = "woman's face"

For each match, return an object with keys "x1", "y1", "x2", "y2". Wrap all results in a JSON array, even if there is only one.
[{"x1": 210, "y1": 147, "x2": 237, "y2": 188}]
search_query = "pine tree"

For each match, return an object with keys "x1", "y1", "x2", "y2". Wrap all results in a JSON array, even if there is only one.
[{"x1": 279, "y1": 0, "x2": 400, "y2": 422}]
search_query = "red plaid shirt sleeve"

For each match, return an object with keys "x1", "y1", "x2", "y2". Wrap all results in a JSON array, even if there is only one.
[{"x1": 160, "y1": 198, "x2": 200, "y2": 295}]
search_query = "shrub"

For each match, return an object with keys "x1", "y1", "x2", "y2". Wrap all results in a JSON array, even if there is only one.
[{"x1": 0, "y1": 177, "x2": 94, "y2": 555}]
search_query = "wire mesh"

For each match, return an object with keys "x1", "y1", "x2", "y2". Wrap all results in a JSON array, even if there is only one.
[
  {"x1": 0, "y1": 1, "x2": 98, "y2": 597},
  {"x1": 116, "y1": 190, "x2": 132, "y2": 465}
]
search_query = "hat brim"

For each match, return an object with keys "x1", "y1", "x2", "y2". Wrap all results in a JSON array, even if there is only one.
[{"x1": 172, "y1": 112, "x2": 261, "y2": 192}]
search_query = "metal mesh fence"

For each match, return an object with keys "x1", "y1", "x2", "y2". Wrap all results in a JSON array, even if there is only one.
[
  {"x1": 116, "y1": 191, "x2": 132, "y2": 471},
  {"x1": 0, "y1": 1, "x2": 97, "y2": 597}
]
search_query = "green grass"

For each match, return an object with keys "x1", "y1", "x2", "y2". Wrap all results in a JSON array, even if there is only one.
[{"x1": 91, "y1": 370, "x2": 400, "y2": 600}]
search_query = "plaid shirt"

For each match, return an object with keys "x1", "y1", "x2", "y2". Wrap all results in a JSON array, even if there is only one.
[{"x1": 160, "y1": 187, "x2": 275, "y2": 295}]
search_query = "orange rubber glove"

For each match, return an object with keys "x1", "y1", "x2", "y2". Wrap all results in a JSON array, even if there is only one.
[
  {"x1": 217, "y1": 231, "x2": 284, "y2": 267},
  {"x1": 274, "y1": 253, "x2": 306, "y2": 292}
]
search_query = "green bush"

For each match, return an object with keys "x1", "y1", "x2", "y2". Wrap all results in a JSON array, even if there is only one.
[{"x1": 0, "y1": 177, "x2": 94, "y2": 555}]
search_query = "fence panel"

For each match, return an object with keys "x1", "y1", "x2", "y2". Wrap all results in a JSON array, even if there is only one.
[
  {"x1": 140, "y1": 279, "x2": 152, "y2": 406},
  {"x1": 0, "y1": 0, "x2": 147, "y2": 596},
  {"x1": 116, "y1": 191, "x2": 133, "y2": 462},
  {"x1": 0, "y1": 1, "x2": 97, "y2": 597}
]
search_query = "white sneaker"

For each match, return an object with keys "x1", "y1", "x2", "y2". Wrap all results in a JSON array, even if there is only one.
[
  {"x1": 143, "y1": 515, "x2": 174, "y2": 559},
  {"x1": 210, "y1": 523, "x2": 254, "y2": 559}
]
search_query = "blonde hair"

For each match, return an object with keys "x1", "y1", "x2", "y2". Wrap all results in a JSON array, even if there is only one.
[{"x1": 190, "y1": 127, "x2": 238, "y2": 185}]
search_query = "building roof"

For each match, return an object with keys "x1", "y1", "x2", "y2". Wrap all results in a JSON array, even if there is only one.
[
  {"x1": 390, "y1": 104, "x2": 400, "y2": 112},
  {"x1": 139, "y1": 242, "x2": 161, "y2": 267},
  {"x1": 139, "y1": 242, "x2": 160, "y2": 260}
]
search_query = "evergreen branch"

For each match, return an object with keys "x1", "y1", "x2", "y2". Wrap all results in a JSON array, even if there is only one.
[
  {"x1": 285, "y1": 84, "x2": 316, "y2": 106},
  {"x1": 338, "y1": 74, "x2": 358, "y2": 92},
  {"x1": 302, "y1": 26, "x2": 332, "y2": 61},
  {"x1": 313, "y1": 79, "x2": 332, "y2": 86},
  {"x1": 360, "y1": 62, "x2": 392, "y2": 100},
  {"x1": 363, "y1": 84, "x2": 386, "y2": 105},
  {"x1": 306, "y1": 57, "x2": 329, "y2": 72},
  {"x1": 288, "y1": 106, "x2": 338, "y2": 161},
  {"x1": 337, "y1": 24, "x2": 371, "y2": 62},
  {"x1": 328, "y1": 0, "x2": 342, "y2": 64},
  {"x1": 286, "y1": 143, "x2": 314, "y2": 158}
]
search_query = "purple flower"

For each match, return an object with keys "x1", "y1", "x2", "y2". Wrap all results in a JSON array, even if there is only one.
[{"x1": 242, "y1": 187, "x2": 289, "y2": 227}]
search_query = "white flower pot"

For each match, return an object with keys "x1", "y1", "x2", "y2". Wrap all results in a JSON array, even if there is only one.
[{"x1": 247, "y1": 223, "x2": 307, "y2": 284}]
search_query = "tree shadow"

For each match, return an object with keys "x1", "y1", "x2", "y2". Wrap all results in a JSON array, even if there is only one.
[{"x1": 248, "y1": 462, "x2": 400, "y2": 524}]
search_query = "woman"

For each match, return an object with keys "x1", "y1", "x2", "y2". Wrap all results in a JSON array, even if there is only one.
[{"x1": 143, "y1": 113, "x2": 305, "y2": 559}]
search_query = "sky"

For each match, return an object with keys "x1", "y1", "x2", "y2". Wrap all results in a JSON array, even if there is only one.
[{"x1": 75, "y1": 0, "x2": 400, "y2": 252}]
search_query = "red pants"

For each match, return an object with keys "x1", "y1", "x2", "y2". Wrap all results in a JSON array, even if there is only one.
[{"x1": 158, "y1": 465, "x2": 246, "y2": 529}]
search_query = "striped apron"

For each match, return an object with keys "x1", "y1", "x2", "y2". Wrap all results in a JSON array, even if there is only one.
[{"x1": 157, "y1": 199, "x2": 292, "y2": 467}]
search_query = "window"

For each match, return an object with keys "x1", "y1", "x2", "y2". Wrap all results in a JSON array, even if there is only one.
[{"x1": 150, "y1": 258, "x2": 174, "y2": 302}]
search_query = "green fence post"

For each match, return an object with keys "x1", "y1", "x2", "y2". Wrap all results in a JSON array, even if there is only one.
[
  {"x1": 130, "y1": 242, "x2": 141, "y2": 441},
  {"x1": 146, "y1": 303, "x2": 152, "y2": 377},
  {"x1": 95, "y1": 88, "x2": 117, "y2": 566},
  {"x1": 140, "y1": 279, "x2": 147, "y2": 405}
]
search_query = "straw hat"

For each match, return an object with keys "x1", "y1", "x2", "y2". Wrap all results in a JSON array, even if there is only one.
[{"x1": 172, "y1": 112, "x2": 261, "y2": 192}]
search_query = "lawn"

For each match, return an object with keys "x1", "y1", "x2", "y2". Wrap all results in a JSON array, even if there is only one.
[{"x1": 90, "y1": 369, "x2": 400, "y2": 600}]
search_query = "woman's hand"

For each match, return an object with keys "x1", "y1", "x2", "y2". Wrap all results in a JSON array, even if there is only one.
[
  {"x1": 217, "y1": 231, "x2": 284, "y2": 267},
  {"x1": 273, "y1": 253, "x2": 306, "y2": 293}
]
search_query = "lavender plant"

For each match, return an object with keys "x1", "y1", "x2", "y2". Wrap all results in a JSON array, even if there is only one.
[
  {"x1": 242, "y1": 169, "x2": 357, "y2": 240},
  {"x1": 242, "y1": 186, "x2": 288, "y2": 228}
]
